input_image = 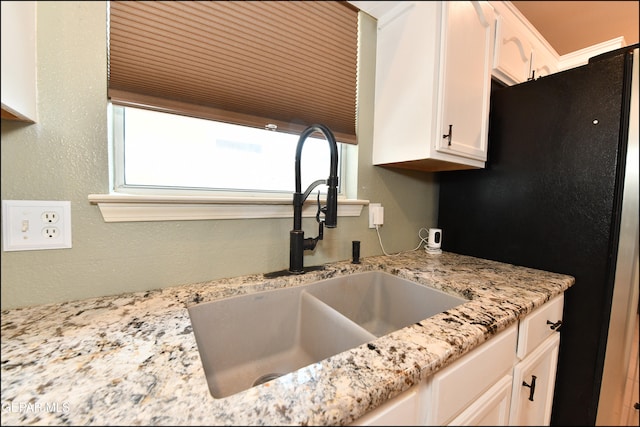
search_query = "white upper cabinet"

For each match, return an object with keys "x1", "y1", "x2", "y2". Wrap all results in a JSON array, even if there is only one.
[
  {"x1": 495, "y1": 1, "x2": 626, "y2": 76},
  {"x1": 367, "y1": 1, "x2": 496, "y2": 171},
  {"x1": 490, "y1": 1, "x2": 559, "y2": 85},
  {"x1": 1, "y1": 1, "x2": 38, "y2": 123},
  {"x1": 492, "y1": 13, "x2": 533, "y2": 84}
]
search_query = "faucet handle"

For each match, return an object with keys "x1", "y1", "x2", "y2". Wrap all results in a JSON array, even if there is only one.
[
  {"x1": 315, "y1": 190, "x2": 325, "y2": 223},
  {"x1": 311, "y1": 191, "x2": 324, "y2": 242},
  {"x1": 317, "y1": 219, "x2": 324, "y2": 240}
]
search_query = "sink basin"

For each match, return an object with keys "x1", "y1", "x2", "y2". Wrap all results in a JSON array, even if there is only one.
[
  {"x1": 188, "y1": 271, "x2": 466, "y2": 398},
  {"x1": 188, "y1": 284, "x2": 375, "y2": 398},
  {"x1": 306, "y1": 271, "x2": 467, "y2": 337}
]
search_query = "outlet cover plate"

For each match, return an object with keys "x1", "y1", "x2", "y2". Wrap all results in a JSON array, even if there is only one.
[
  {"x1": 2, "y1": 200, "x2": 72, "y2": 251},
  {"x1": 369, "y1": 203, "x2": 381, "y2": 228}
]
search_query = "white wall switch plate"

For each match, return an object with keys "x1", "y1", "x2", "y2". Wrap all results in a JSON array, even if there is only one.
[{"x1": 2, "y1": 200, "x2": 72, "y2": 251}]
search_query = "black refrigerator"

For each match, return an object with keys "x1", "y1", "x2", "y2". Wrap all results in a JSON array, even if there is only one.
[{"x1": 437, "y1": 45, "x2": 639, "y2": 426}]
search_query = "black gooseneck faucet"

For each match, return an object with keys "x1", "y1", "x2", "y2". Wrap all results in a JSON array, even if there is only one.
[{"x1": 289, "y1": 124, "x2": 339, "y2": 274}]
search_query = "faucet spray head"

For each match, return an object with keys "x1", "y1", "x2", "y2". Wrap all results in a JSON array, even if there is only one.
[{"x1": 325, "y1": 176, "x2": 338, "y2": 228}]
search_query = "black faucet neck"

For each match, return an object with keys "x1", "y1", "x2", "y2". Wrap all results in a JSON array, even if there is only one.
[{"x1": 289, "y1": 124, "x2": 339, "y2": 274}]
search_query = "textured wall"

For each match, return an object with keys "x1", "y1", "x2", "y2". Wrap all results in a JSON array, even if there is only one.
[{"x1": 0, "y1": 2, "x2": 438, "y2": 310}]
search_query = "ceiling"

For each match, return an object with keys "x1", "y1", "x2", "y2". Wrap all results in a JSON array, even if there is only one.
[{"x1": 511, "y1": 1, "x2": 639, "y2": 56}]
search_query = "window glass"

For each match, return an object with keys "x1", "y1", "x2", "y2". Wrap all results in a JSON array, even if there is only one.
[{"x1": 113, "y1": 106, "x2": 345, "y2": 197}]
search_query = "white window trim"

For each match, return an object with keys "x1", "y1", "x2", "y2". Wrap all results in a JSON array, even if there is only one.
[
  {"x1": 88, "y1": 105, "x2": 367, "y2": 222},
  {"x1": 87, "y1": 193, "x2": 368, "y2": 223}
]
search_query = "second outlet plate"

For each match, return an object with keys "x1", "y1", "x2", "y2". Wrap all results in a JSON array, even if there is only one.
[{"x1": 2, "y1": 200, "x2": 72, "y2": 251}]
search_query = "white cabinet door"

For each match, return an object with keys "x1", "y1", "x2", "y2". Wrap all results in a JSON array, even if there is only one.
[
  {"x1": 436, "y1": 1, "x2": 495, "y2": 162},
  {"x1": 509, "y1": 333, "x2": 560, "y2": 426},
  {"x1": 492, "y1": 14, "x2": 533, "y2": 85},
  {"x1": 1, "y1": 0, "x2": 37, "y2": 122},
  {"x1": 372, "y1": 1, "x2": 440, "y2": 168},
  {"x1": 447, "y1": 375, "x2": 513, "y2": 426}
]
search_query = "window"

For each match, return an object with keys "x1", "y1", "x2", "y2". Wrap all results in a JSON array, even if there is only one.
[
  {"x1": 112, "y1": 105, "x2": 348, "y2": 198},
  {"x1": 90, "y1": 1, "x2": 366, "y2": 222},
  {"x1": 93, "y1": 105, "x2": 363, "y2": 222}
]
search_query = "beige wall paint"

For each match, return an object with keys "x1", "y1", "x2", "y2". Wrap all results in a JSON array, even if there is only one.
[
  {"x1": 0, "y1": 2, "x2": 439, "y2": 310},
  {"x1": 511, "y1": 1, "x2": 639, "y2": 56}
]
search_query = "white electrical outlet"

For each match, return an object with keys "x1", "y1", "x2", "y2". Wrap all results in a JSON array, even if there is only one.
[
  {"x1": 375, "y1": 206, "x2": 384, "y2": 226},
  {"x1": 41, "y1": 211, "x2": 60, "y2": 223},
  {"x1": 369, "y1": 203, "x2": 383, "y2": 228},
  {"x1": 2, "y1": 200, "x2": 72, "y2": 251}
]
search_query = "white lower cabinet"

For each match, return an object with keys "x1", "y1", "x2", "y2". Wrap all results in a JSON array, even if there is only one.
[
  {"x1": 350, "y1": 295, "x2": 564, "y2": 426},
  {"x1": 509, "y1": 295, "x2": 563, "y2": 426}
]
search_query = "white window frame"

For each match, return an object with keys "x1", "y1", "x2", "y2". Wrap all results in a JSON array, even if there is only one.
[{"x1": 88, "y1": 104, "x2": 366, "y2": 222}]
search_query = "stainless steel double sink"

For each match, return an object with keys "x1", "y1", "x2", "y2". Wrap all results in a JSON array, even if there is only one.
[{"x1": 187, "y1": 271, "x2": 467, "y2": 399}]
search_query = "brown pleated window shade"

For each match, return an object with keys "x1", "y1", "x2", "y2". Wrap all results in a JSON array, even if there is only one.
[{"x1": 108, "y1": 1, "x2": 359, "y2": 144}]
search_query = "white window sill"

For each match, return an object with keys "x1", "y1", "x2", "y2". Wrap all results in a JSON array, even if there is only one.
[{"x1": 88, "y1": 194, "x2": 368, "y2": 223}]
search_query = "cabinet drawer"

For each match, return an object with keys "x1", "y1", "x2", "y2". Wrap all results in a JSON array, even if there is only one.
[
  {"x1": 423, "y1": 323, "x2": 517, "y2": 425},
  {"x1": 516, "y1": 295, "x2": 563, "y2": 359}
]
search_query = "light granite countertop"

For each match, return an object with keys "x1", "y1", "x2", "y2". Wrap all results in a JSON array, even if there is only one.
[{"x1": 1, "y1": 251, "x2": 574, "y2": 426}]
